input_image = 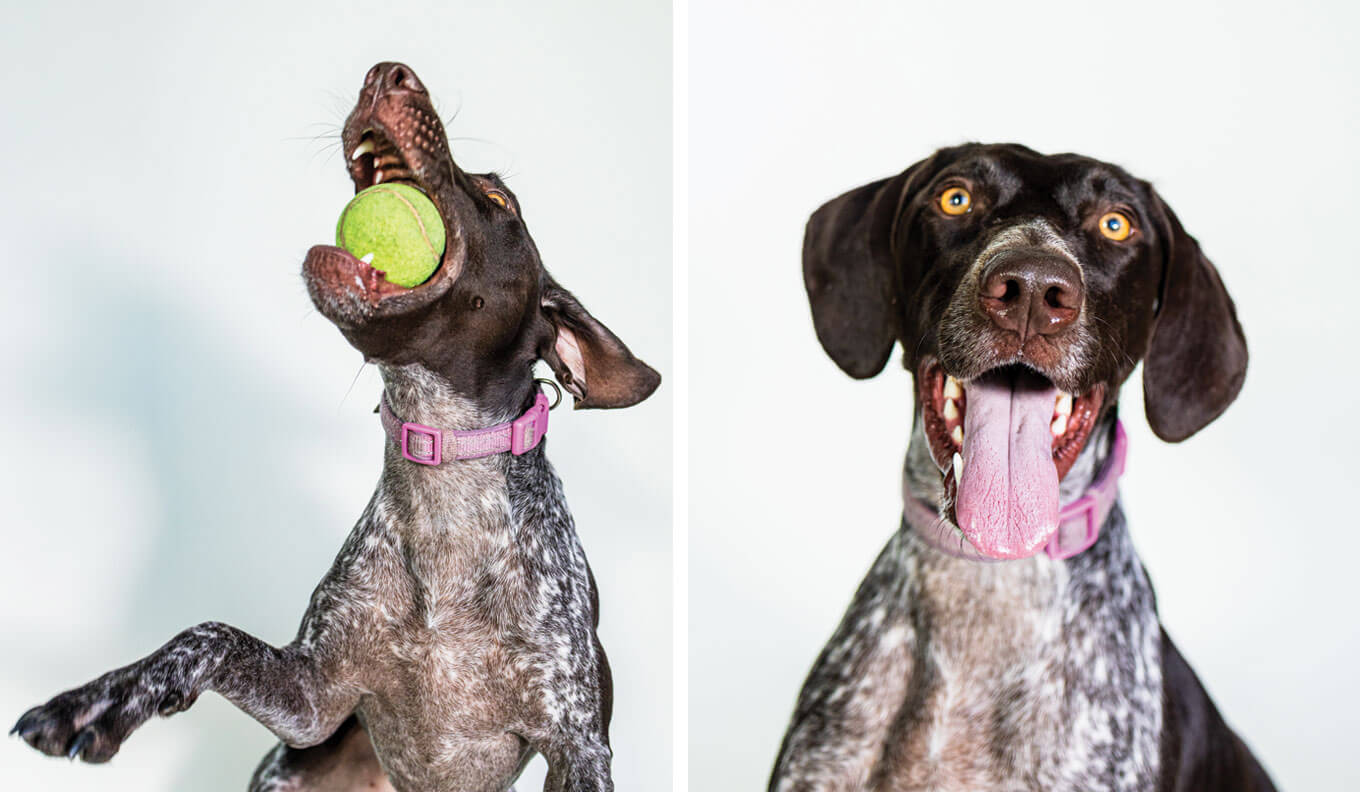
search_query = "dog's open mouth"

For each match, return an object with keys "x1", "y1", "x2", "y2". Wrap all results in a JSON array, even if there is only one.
[
  {"x1": 918, "y1": 357, "x2": 1106, "y2": 559},
  {"x1": 303, "y1": 124, "x2": 461, "y2": 319}
]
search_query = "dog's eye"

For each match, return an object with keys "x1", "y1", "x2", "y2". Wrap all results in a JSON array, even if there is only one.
[
  {"x1": 1098, "y1": 211, "x2": 1133, "y2": 241},
  {"x1": 939, "y1": 187, "x2": 972, "y2": 216},
  {"x1": 486, "y1": 190, "x2": 510, "y2": 208}
]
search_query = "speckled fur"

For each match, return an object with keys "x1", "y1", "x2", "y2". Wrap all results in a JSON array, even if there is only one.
[
  {"x1": 784, "y1": 144, "x2": 1272, "y2": 791},
  {"x1": 771, "y1": 412, "x2": 1161, "y2": 792},
  {"x1": 13, "y1": 365, "x2": 613, "y2": 792},
  {"x1": 781, "y1": 205, "x2": 1156, "y2": 785}
]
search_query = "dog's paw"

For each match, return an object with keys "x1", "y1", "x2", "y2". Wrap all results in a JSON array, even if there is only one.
[{"x1": 10, "y1": 670, "x2": 191, "y2": 763}]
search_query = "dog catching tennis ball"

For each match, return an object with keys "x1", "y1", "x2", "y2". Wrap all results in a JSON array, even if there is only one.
[{"x1": 335, "y1": 183, "x2": 446, "y2": 287}]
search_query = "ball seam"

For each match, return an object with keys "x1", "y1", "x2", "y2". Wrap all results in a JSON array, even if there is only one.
[{"x1": 366, "y1": 185, "x2": 438, "y2": 261}]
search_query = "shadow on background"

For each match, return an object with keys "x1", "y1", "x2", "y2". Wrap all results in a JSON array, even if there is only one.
[{"x1": 8, "y1": 235, "x2": 371, "y2": 788}]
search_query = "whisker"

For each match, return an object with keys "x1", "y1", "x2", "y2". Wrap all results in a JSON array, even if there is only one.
[
  {"x1": 340, "y1": 361, "x2": 369, "y2": 408},
  {"x1": 438, "y1": 92, "x2": 465, "y2": 128},
  {"x1": 284, "y1": 133, "x2": 343, "y2": 143}
]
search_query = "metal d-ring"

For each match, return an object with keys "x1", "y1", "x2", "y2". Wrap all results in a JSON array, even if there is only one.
[{"x1": 535, "y1": 378, "x2": 563, "y2": 410}]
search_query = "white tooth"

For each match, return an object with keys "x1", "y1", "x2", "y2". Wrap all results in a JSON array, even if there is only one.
[
  {"x1": 943, "y1": 399, "x2": 959, "y2": 421},
  {"x1": 951, "y1": 426, "x2": 964, "y2": 446},
  {"x1": 353, "y1": 275, "x2": 364, "y2": 288},
  {"x1": 952, "y1": 452, "x2": 964, "y2": 480},
  {"x1": 360, "y1": 252, "x2": 375, "y2": 265},
  {"x1": 1051, "y1": 413, "x2": 1068, "y2": 437},
  {"x1": 374, "y1": 169, "x2": 384, "y2": 184},
  {"x1": 944, "y1": 376, "x2": 963, "y2": 400},
  {"x1": 350, "y1": 138, "x2": 375, "y2": 160},
  {"x1": 1055, "y1": 392, "x2": 1073, "y2": 416}
]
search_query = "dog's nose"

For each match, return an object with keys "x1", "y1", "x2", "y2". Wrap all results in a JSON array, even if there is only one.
[
  {"x1": 978, "y1": 250, "x2": 1083, "y2": 340},
  {"x1": 366, "y1": 62, "x2": 427, "y2": 96}
]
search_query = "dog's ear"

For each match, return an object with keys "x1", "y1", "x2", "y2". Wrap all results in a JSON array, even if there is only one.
[
  {"x1": 1142, "y1": 195, "x2": 1248, "y2": 442},
  {"x1": 803, "y1": 159, "x2": 931, "y2": 378},
  {"x1": 539, "y1": 277, "x2": 661, "y2": 409}
]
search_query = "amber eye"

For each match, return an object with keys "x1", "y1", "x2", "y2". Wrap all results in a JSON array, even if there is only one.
[
  {"x1": 939, "y1": 187, "x2": 972, "y2": 215},
  {"x1": 486, "y1": 190, "x2": 509, "y2": 208},
  {"x1": 1098, "y1": 211, "x2": 1133, "y2": 241}
]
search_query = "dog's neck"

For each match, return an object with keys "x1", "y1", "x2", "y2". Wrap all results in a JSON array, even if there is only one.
[
  {"x1": 380, "y1": 363, "x2": 536, "y2": 432},
  {"x1": 901, "y1": 404, "x2": 1120, "y2": 560},
  {"x1": 372, "y1": 364, "x2": 548, "y2": 536},
  {"x1": 367, "y1": 363, "x2": 571, "y2": 616}
]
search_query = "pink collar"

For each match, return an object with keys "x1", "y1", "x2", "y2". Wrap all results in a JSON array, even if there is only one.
[
  {"x1": 910, "y1": 421, "x2": 1128, "y2": 561},
  {"x1": 379, "y1": 392, "x2": 552, "y2": 466}
]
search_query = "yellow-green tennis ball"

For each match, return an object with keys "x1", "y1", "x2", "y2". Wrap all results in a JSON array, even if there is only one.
[{"x1": 335, "y1": 184, "x2": 446, "y2": 288}]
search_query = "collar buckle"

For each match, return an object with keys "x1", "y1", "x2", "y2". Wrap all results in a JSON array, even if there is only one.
[
  {"x1": 1046, "y1": 420, "x2": 1128, "y2": 560},
  {"x1": 510, "y1": 394, "x2": 551, "y2": 455},
  {"x1": 399, "y1": 422, "x2": 443, "y2": 466},
  {"x1": 1047, "y1": 496, "x2": 1100, "y2": 559}
]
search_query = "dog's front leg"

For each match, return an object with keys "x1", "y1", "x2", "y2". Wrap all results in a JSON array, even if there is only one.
[
  {"x1": 11, "y1": 621, "x2": 357, "y2": 763},
  {"x1": 542, "y1": 739, "x2": 613, "y2": 792}
]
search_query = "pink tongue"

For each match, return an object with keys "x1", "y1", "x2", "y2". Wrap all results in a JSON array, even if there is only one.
[{"x1": 956, "y1": 372, "x2": 1059, "y2": 559}]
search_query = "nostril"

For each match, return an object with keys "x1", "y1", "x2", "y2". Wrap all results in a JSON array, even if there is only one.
[
  {"x1": 1001, "y1": 279, "x2": 1021, "y2": 304},
  {"x1": 364, "y1": 64, "x2": 381, "y2": 88},
  {"x1": 979, "y1": 251, "x2": 1084, "y2": 338},
  {"x1": 383, "y1": 63, "x2": 425, "y2": 94}
]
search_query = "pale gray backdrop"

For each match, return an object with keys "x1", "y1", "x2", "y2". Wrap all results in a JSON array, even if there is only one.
[
  {"x1": 0, "y1": 1, "x2": 671, "y2": 790},
  {"x1": 690, "y1": 1, "x2": 1358, "y2": 790}
]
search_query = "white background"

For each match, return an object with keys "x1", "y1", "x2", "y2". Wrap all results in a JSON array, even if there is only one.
[
  {"x1": 0, "y1": 2, "x2": 670, "y2": 790},
  {"x1": 690, "y1": 1, "x2": 1358, "y2": 790}
]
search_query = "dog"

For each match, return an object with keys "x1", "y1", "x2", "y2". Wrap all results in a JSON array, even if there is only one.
[
  {"x1": 769, "y1": 143, "x2": 1274, "y2": 791},
  {"x1": 11, "y1": 62, "x2": 659, "y2": 792}
]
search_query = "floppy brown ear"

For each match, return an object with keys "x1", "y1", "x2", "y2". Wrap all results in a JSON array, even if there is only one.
[
  {"x1": 1142, "y1": 196, "x2": 1248, "y2": 442},
  {"x1": 539, "y1": 277, "x2": 661, "y2": 409},
  {"x1": 803, "y1": 160, "x2": 930, "y2": 378}
]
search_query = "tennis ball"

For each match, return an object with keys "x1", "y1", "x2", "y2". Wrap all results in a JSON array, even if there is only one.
[{"x1": 336, "y1": 183, "x2": 446, "y2": 288}]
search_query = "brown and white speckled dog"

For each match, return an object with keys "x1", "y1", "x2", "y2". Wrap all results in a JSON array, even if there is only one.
[
  {"x1": 770, "y1": 144, "x2": 1275, "y2": 791},
  {"x1": 11, "y1": 62, "x2": 659, "y2": 792}
]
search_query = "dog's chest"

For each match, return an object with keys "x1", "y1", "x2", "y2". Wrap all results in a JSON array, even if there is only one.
[
  {"x1": 381, "y1": 503, "x2": 541, "y2": 703},
  {"x1": 886, "y1": 550, "x2": 1161, "y2": 792},
  {"x1": 356, "y1": 492, "x2": 553, "y2": 789}
]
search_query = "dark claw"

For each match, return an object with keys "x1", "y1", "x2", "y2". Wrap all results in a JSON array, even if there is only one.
[
  {"x1": 66, "y1": 728, "x2": 94, "y2": 760},
  {"x1": 11, "y1": 708, "x2": 40, "y2": 739}
]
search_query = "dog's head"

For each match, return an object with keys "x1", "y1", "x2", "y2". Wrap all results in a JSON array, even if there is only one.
[
  {"x1": 303, "y1": 62, "x2": 659, "y2": 410},
  {"x1": 805, "y1": 143, "x2": 1246, "y2": 559}
]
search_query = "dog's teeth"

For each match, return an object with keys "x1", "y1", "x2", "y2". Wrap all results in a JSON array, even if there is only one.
[
  {"x1": 1051, "y1": 413, "x2": 1068, "y2": 437},
  {"x1": 1055, "y1": 392, "x2": 1073, "y2": 416},
  {"x1": 952, "y1": 452, "x2": 964, "y2": 480},
  {"x1": 360, "y1": 253, "x2": 375, "y2": 265},
  {"x1": 944, "y1": 376, "x2": 963, "y2": 400},
  {"x1": 374, "y1": 169, "x2": 384, "y2": 184},
  {"x1": 350, "y1": 138, "x2": 375, "y2": 161},
  {"x1": 951, "y1": 426, "x2": 964, "y2": 446},
  {"x1": 943, "y1": 399, "x2": 959, "y2": 421}
]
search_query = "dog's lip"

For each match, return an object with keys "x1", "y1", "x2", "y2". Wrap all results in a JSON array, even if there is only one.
[{"x1": 303, "y1": 243, "x2": 459, "y2": 323}]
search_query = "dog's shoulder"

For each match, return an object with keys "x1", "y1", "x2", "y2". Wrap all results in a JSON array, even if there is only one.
[{"x1": 770, "y1": 530, "x2": 920, "y2": 790}]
